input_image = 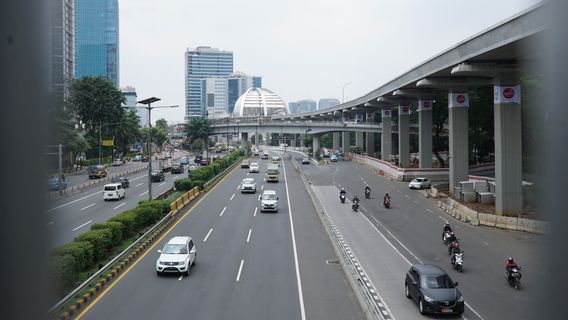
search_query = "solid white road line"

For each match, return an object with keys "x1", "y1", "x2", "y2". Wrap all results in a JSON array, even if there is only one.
[
  {"x1": 404, "y1": 194, "x2": 410, "y2": 199},
  {"x1": 47, "y1": 191, "x2": 102, "y2": 213},
  {"x1": 254, "y1": 207, "x2": 257, "y2": 216},
  {"x1": 80, "y1": 203, "x2": 96, "y2": 211},
  {"x1": 113, "y1": 203, "x2": 126, "y2": 210},
  {"x1": 178, "y1": 275, "x2": 183, "y2": 281},
  {"x1": 136, "y1": 183, "x2": 143, "y2": 187},
  {"x1": 281, "y1": 158, "x2": 307, "y2": 320},
  {"x1": 158, "y1": 182, "x2": 166, "y2": 187},
  {"x1": 236, "y1": 259, "x2": 244, "y2": 282},
  {"x1": 230, "y1": 194, "x2": 235, "y2": 200},
  {"x1": 46, "y1": 221, "x2": 55, "y2": 227},
  {"x1": 236, "y1": 185, "x2": 240, "y2": 190},
  {"x1": 72, "y1": 220, "x2": 92, "y2": 231},
  {"x1": 220, "y1": 207, "x2": 227, "y2": 216},
  {"x1": 427, "y1": 209, "x2": 434, "y2": 213},
  {"x1": 360, "y1": 206, "x2": 368, "y2": 213},
  {"x1": 247, "y1": 229, "x2": 252, "y2": 243},
  {"x1": 261, "y1": 185, "x2": 264, "y2": 190},
  {"x1": 138, "y1": 191, "x2": 149, "y2": 197},
  {"x1": 203, "y1": 228, "x2": 213, "y2": 242}
]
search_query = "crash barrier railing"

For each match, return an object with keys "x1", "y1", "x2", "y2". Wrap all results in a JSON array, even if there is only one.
[
  {"x1": 170, "y1": 187, "x2": 200, "y2": 216},
  {"x1": 47, "y1": 164, "x2": 149, "y2": 200},
  {"x1": 290, "y1": 157, "x2": 390, "y2": 320}
]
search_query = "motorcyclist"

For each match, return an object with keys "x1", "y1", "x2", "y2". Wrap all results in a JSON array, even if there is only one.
[
  {"x1": 446, "y1": 232, "x2": 458, "y2": 254},
  {"x1": 442, "y1": 223, "x2": 452, "y2": 240},
  {"x1": 450, "y1": 246, "x2": 461, "y2": 265},
  {"x1": 339, "y1": 188, "x2": 347, "y2": 197},
  {"x1": 365, "y1": 185, "x2": 371, "y2": 195},
  {"x1": 505, "y1": 257, "x2": 520, "y2": 282},
  {"x1": 352, "y1": 195, "x2": 359, "y2": 204}
]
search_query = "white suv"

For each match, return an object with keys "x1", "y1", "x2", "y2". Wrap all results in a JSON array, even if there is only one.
[
  {"x1": 103, "y1": 183, "x2": 125, "y2": 201},
  {"x1": 156, "y1": 236, "x2": 196, "y2": 276},
  {"x1": 260, "y1": 190, "x2": 279, "y2": 212}
]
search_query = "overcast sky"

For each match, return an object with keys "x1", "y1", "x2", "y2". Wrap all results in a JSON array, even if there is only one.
[{"x1": 119, "y1": 0, "x2": 541, "y2": 124}]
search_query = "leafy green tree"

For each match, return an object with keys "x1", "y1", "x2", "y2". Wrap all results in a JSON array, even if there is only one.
[
  {"x1": 139, "y1": 126, "x2": 169, "y2": 150},
  {"x1": 155, "y1": 118, "x2": 168, "y2": 132},
  {"x1": 320, "y1": 134, "x2": 332, "y2": 148},
  {"x1": 469, "y1": 86, "x2": 494, "y2": 164},
  {"x1": 185, "y1": 118, "x2": 210, "y2": 145},
  {"x1": 114, "y1": 110, "x2": 141, "y2": 156},
  {"x1": 192, "y1": 138, "x2": 204, "y2": 152},
  {"x1": 432, "y1": 94, "x2": 449, "y2": 167}
]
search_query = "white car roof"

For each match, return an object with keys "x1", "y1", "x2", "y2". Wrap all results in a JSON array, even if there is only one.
[
  {"x1": 104, "y1": 183, "x2": 121, "y2": 187},
  {"x1": 250, "y1": 163, "x2": 259, "y2": 166},
  {"x1": 262, "y1": 190, "x2": 277, "y2": 195},
  {"x1": 242, "y1": 178, "x2": 255, "y2": 183},
  {"x1": 167, "y1": 236, "x2": 190, "y2": 245}
]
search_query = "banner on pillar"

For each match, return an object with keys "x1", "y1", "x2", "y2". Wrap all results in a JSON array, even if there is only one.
[
  {"x1": 381, "y1": 109, "x2": 392, "y2": 118},
  {"x1": 494, "y1": 85, "x2": 521, "y2": 104},
  {"x1": 448, "y1": 92, "x2": 469, "y2": 108},
  {"x1": 398, "y1": 105, "x2": 410, "y2": 115},
  {"x1": 418, "y1": 99, "x2": 432, "y2": 111}
]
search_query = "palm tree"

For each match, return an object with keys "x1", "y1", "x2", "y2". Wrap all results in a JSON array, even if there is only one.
[{"x1": 185, "y1": 118, "x2": 210, "y2": 143}]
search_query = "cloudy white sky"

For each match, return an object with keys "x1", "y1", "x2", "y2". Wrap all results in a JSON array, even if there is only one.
[{"x1": 119, "y1": 0, "x2": 541, "y2": 124}]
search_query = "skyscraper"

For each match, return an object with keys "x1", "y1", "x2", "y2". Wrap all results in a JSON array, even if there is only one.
[
  {"x1": 227, "y1": 72, "x2": 262, "y2": 114},
  {"x1": 297, "y1": 99, "x2": 317, "y2": 113},
  {"x1": 74, "y1": 0, "x2": 119, "y2": 86},
  {"x1": 51, "y1": 0, "x2": 74, "y2": 97},
  {"x1": 185, "y1": 46, "x2": 233, "y2": 120},
  {"x1": 121, "y1": 86, "x2": 147, "y2": 127},
  {"x1": 288, "y1": 102, "x2": 299, "y2": 114},
  {"x1": 318, "y1": 98, "x2": 340, "y2": 110},
  {"x1": 202, "y1": 77, "x2": 229, "y2": 118}
]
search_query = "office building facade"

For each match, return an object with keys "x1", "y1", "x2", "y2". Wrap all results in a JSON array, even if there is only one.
[
  {"x1": 51, "y1": 0, "x2": 75, "y2": 97},
  {"x1": 202, "y1": 77, "x2": 229, "y2": 119},
  {"x1": 227, "y1": 71, "x2": 262, "y2": 114},
  {"x1": 318, "y1": 98, "x2": 340, "y2": 110},
  {"x1": 121, "y1": 86, "x2": 148, "y2": 127},
  {"x1": 75, "y1": 0, "x2": 119, "y2": 86},
  {"x1": 185, "y1": 46, "x2": 233, "y2": 120}
]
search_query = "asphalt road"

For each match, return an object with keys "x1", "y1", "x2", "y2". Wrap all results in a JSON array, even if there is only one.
[
  {"x1": 76, "y1": 151, "x2": 363, "y2": 320},
  {"x1": 62, "y1": 161, "x2": 148, "y2": 189},
  {"x1": 297, "y1": 157, "x2": 545, "y2": 320},
  {"x1": 46, "y1": 151, "x2": 191, "y2": 249}
]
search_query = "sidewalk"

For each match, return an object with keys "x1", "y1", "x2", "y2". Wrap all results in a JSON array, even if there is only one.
[{"x1": 312, "y1": 185, "x2": 422, "y2": 320}]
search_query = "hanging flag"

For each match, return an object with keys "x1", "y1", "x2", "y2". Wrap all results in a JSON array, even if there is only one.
[
  {"x1": 418, "y1": 99, "x2": 432, "y2": 111},
  {"x1": 449, "y1": 92, "x2": 469, "y2": 108},
  {"x1": 494, "y1": 85, "x2": 521, "y2": 104}
]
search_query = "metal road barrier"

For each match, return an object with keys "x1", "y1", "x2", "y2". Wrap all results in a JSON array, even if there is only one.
[
  {"x1": 290, "y1": 157, "x2": 392, "y2": 320},
  {"x1": 170, "y1": 187, "x2": 200, "y2": 216}
]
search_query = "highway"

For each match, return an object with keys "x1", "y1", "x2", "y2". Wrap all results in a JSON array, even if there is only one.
[
  {"x1": 46, "y1": 151, "x2": 190, "y2": 249},
  {"x1": 76, "y1": 151, "x2": 363, "y2": 320},
  {"x1": 296, "y1": 154, "x2": 544, "y2": 320}
]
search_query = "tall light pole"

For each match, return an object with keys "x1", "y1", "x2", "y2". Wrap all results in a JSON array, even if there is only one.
[
  {"x1": 131, "y1": 97, "x2": 179, "y2": 201},
  {"x1": 342, "y1": 82, "x2": 351, "y2": 103}
]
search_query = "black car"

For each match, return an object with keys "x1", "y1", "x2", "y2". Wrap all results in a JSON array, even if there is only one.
[
  {"x1": 171, "y1": 164, "x2": 184, "y2": 174},
  {"x1": 111, "y1": 176, "x2": 130, "y2": 188},
  {"x1": 404, "y1": 264, "x2": 464, "y2": 316},
  {"x1": 151, "y1": 171, "x2": 165, "y2": 182}
]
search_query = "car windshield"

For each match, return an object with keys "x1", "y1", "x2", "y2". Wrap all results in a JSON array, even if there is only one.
[
  {"x1": 162, "y1": 244, "x2": 188, "y2": 254},
  {"x1": 243, "y1": 178, "x2": 254, "y2": 184},
  {"x1": 251, "y1": 163, "x2": 258, "y2": 167},
  {"x1": 415, "y1": 178, "x2": 424, "y2": 182},
  {"x1": 263, "y1": 193, "x2": 277, "y2": 200},
  {"x1": 104, "y1": 186, "x2": 116, "y2": 191},
  {"x1": 421, "y1": 274, "x2": 455, "y2": 289}
]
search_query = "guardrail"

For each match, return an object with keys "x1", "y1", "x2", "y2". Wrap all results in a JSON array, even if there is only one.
[
  {"x1": 47, "y1": 164, "x2": 149, "y2": 200},
  {"x1": 290, "y1": 157, "x2": 389, "y2": 320},
  {"x1": 170, "y1": 187, "x2": 200, "y2": 215}
]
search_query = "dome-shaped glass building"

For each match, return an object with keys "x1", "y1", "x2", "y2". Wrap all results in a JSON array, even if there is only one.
[{"x1": 232, "y1": 88, "x2": 289, "y2": 117}]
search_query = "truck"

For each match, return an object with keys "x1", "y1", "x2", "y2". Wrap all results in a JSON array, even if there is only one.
[{"x1": 266, "y1": 164, "x2": 279, "y2": 183}]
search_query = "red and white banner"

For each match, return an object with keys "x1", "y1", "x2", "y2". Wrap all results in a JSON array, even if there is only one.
[
  {"x1": 418, "y1": 99, "x2": 432, "y2": 111},
  {"x1": 449, "y1": 92, "x2": 469, "y2": 108},
  {"x1": 494, "y1": 85, "x2": 521, "y2": 104},
  {"x1": 382, "y1": 109, "x2": 392, "y2": 118},
  {"x1": 398, "y1": 105, "x2": 410, "y2": 115}
]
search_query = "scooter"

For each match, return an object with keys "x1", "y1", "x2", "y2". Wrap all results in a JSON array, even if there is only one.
[
  {"x1": 442, "y1": 231, "x2": 452, "y2": 245},
  {"x1": 365, "y1": 190, "x2": 371, "y2": 199},
  {"x1": 506, "y1": 267, "x2": 522, "y2": 290},
  {"x1": 383, "y1": 198, "x2": 391, "y2": 209},
  {"x1": 352, "y1": 201, "x2": 359, "y2": 211},
  {"x1": 340, "y1": 194, "x2": 346, "y2": 203},
  {"x1": 451, "y1": 251, "x2": 464, "y2": 273}
]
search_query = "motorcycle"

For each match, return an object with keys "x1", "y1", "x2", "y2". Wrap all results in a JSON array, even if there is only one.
[
  {"x1": 506, "y1": 267, "x2": 522, "y2": 290},
  {"x1": 383, "y1": 198, "x2": 391, "y2": 209},
  {"x1": 442, "y1": 231, "x2": 452, "y2": 245},
  {"x1": 352, "y1": 200, "x2": 359, "y2": 211},
  {"x1": 448, "y1": 240, "x2": 460, "y2": 255},
  {"x1": 340, "y1": 194, "x2": 346, "y2": 203},
  {"x1": 365, "y1": 189, "x2": 371, "y2": 199},
  {"x1": 451, "y1": 251, "x2": 464, "y2": 273}
]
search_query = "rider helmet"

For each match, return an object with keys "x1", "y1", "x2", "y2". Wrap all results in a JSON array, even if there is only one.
[{"x1": 508, "y1": 257, "x2": 514, "y2": 263}]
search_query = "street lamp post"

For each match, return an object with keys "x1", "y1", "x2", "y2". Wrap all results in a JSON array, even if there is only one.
[
  {"x1": 342, "y1": 82, "x2": 351, "y2": 103},
  {"x1": 133, "y1": 97, "x2": 178, "y2": 201}
]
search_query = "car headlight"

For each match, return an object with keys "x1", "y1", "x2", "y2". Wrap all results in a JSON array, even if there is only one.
[{"x1": 423, "y1": 295, "x2": 435, "y2": 303}]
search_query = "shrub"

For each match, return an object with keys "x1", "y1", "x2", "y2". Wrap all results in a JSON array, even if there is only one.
[
  {"x1": 133, "y1": 205, "x2": 161, "y2": 228},
  {"x1": 91, "y1": 221, "x2": 123, "y2": 246},
  {"x1": 52, "y1": 241, "x2": 94, "y2": 271},
  {"x1": 51, "y1": 254, "x2": 78, "y2": 291},
  {"x1": 175, "y1": 178, "x2": 194, "y2": 191},
  {"x1": 76, "y1": 229, "x2": 113, "y2": 261},
  {"x1": 110, "y1": 210, "x2": 138, "y2": 237},
  {"x1": 140, "y1": 199, "x2": 170, "y2": 214}
]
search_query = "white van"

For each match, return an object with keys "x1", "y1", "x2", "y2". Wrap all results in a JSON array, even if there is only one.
[{"x1": 103, "y1": 183, "x2": 125, "y2": 201}]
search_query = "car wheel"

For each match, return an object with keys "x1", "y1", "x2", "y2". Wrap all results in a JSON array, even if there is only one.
[
  {"x1": 405, "y1": 283, "x2": 411, "y2": 298},
  {"x1": 419, "y1": 298, "x2": 426, "y2": 315},
  {"x1": 156, "y1": 271, "x2": 161, "y2": 277}
]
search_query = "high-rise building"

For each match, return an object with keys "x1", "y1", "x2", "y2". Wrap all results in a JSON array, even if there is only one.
[
  {"x1": 227, "y1": 72, "x2": 262, "y2": 114},
  {"x1": 202, "y1": 77, "x2": 229, "y2": 119},
  {"x1": 75, "y1": 0, "x2": 119, "y2": 86},
  {"x1": 51, "y1": 0, "x2": 74, "y2": 97},
  {"x1": 121, "y1": 86, "x2": 147, "y2": 127},
  {"x1": 185, "y1": 46, "x2": 233, "y2": 120},
  {"x1": 297, "y1": 99, "x2": 317, "y2": 113},
  {"x1": 288, "y1": 102, "x2": 299, "y2": 114},
  {"x1": 318, "y1": 98, "x2": 340, "y2": 110}
]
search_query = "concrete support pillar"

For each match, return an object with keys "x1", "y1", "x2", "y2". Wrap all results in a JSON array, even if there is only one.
[
  {"x1": 290, "y1": 135, "x2": 296, "y2": 147},
  {"x1": 366, "y1": 132, "x2": 375, "y2": 156},
  {"x1": 381, "y1": 109, "x2": 392, "y2": 161},
  {"x1": 448, "y1": 92, "x2": 470, "y2": 195},
  {"x1": 312, "y1": 135, "x2": 320, "y2": 158},
  {"x1": 398, "y1": 105, "x2": 410, "y2": 168},
  {"x1": 494, "y1": 82, "x2": 523, "y2": 216},
  {"x1": 342, "y1": 131, "x2": 351, "y2": 153},
  {"x1": 418, "y1": 99, "x2": 433, "y2": 168},
  {"x1": 299, "y1": 134, "x2": 305, "y2": 148},
  {"x1": 264, "y1": 132, "x2": 270, "y2": 145},
  {"x1": 356, "y1": 131, "x2": 364, "y2": 150},
  {"x1": 333, "y1": 132, "x2": 340, "y2": 151},
  {"x1": 241, "y1": 132, "x2": 249, "y2": 152}
]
